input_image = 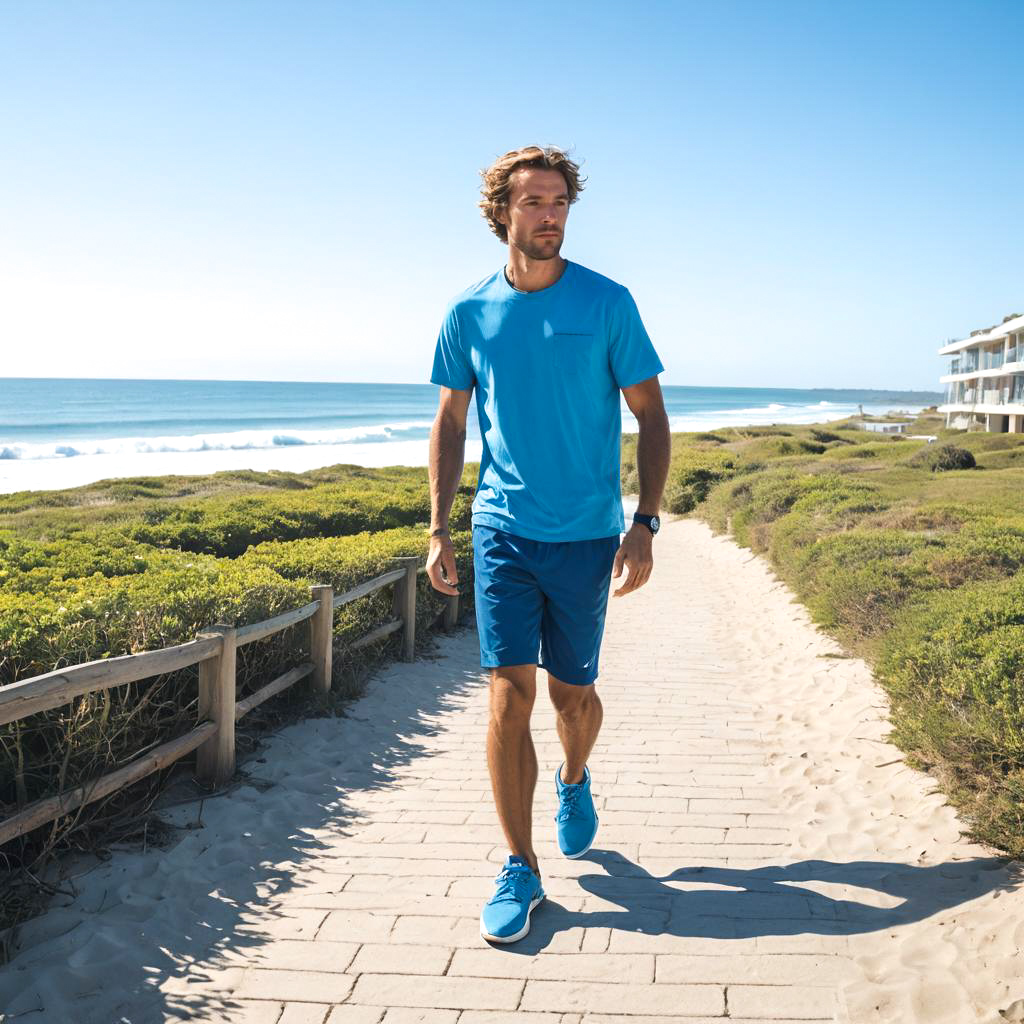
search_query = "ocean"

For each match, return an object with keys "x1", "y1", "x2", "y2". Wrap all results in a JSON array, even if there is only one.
[{"x1": 0, "y1": 378, "x2": 942, "y2": 495}]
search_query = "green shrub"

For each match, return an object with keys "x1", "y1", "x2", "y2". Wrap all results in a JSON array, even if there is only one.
[
  {"x1": 799, "y1": 531, "x2": 942, "y2": 638},
  {"x1": 879, "y1": 574, "x2": 1024, "y2": 853},
  {"x1": 124, "y1": 486, "x2": 435, "y2": 557},
  {"x1": 714, "y1": 470, "x2": 883, "y2": 548},
  {"x1": 861, "y1": 503, "x2": 971, "y2": 534},
  {"x1": 663, "y1": 449, "x2": 739, "y2": 514},
  {"x1": 924, "y1": 521, "x2": 1024, "y2": 588},
  {"x1": 0, "y1": 533, "x2": 178, "y2": 592},
  {"x1": 240, "y1": 527, "x2": 473, "y2": 648},
  {"x1": 0, "y1": 558, "x2": 309, "y2": 687},
  {"x1": 0, "y1": 463, "x2": 467, "y2": 543},
  {"x1": 772, "y1": 438, "x2": 827, "y2": 456},
  {"x1": 908, "y1": 443, "x2": 977, "y2": 472}
]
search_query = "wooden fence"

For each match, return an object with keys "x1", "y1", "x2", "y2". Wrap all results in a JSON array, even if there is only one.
[{"x1": 0, "y1": 556, "x2": 459, "y2": 847}]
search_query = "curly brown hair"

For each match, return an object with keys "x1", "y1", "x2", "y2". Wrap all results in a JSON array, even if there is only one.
[{"x1": 478, "y1": 145, "x2": 586, "y2": 243}]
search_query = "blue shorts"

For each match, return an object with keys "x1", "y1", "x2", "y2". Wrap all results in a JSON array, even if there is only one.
[{"x1": 472, "y1": 524, "x2": 621, "y2": 686}]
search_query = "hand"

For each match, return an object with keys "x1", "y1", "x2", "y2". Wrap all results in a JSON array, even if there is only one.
[
  {"x1": 426, "y1": 534, "x2": 460, "y2": 595},
  {"x1": 611, "y1": 524, "x2": 654, "y2": 597}
]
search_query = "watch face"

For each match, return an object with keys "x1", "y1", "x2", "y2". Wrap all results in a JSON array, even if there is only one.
[{"x1": 651, "y1": 516, "x2": 661, "y2": 532}]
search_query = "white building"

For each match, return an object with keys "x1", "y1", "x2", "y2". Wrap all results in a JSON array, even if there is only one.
[{"x1": 938, "y1": 313, "x2": 1024, "y2": 433}]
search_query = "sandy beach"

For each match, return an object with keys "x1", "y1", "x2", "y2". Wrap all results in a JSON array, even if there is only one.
[{"x1": 1, "y1": 511, "x2": 1021, "y2": 1023}]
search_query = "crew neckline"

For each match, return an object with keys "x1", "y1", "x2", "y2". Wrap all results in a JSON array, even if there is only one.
[{"x1": 501, "y1": 259, "x2": 573, "y2": 298}]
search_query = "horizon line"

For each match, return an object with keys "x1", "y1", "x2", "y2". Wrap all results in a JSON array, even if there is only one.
[{"x1": 0, "y1": 375, "x2": 945, "y2": 395}]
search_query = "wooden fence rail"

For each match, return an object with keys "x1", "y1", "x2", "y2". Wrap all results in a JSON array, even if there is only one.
[{"x1": 0, "y1": 557, "x2": 459, "y2": 847}]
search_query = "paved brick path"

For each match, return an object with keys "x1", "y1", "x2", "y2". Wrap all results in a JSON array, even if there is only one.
[{"x1": 169, "y1": 514, "x2": 857, "y2": 1024}]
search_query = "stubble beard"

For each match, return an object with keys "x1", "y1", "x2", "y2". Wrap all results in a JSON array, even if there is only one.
[{"x1": 511, "y1": 230, "x2": 562, "y2": 262}]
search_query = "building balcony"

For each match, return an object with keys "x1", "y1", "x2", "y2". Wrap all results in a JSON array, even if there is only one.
[
  {"x1": 950, "y1": 359, "x2": 979, "y2": 375},
  {"x1": 940, "y1": 394, "x2": 1024, "y2": 412},
  {"x1": 940, "y1": 364, "x2": 1023, "y2": 385}
]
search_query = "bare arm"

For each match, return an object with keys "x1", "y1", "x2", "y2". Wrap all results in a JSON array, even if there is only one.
[
  {"x1": 427, "y1": 386, "x2": 473, "y2": 595},
  {"x1": 611, "y1": 375, "x2": 671, "y2": 596},
  {"x1": 627, "y1": 376, "x2": 671, "y2": 516}
]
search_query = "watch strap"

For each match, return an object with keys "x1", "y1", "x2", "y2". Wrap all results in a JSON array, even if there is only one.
[{"x1": 633, "y1": 512, "x2": 659, "y2": 535}]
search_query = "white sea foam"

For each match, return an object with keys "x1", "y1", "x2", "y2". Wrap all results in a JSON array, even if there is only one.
[
  {"x1": 0, "y1": 420, "x2": 435, "y2": 461},
  {"x1": 652, "y1": 400, "x2": 908, "y2": 434}
]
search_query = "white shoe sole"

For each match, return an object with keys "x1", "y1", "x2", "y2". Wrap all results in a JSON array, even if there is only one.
[
  {"x1": 480, "y1": 894, "x2": 545, "y2": 944},
  {"x1": 561, "y1": 816, "x2": 599, "y2": 860}
]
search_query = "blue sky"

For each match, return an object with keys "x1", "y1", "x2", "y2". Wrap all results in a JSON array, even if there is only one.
[{"x1": 1, "y1": 0, "x2": 1020, "y2": 390}]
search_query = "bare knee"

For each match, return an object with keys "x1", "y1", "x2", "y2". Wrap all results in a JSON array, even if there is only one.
[
  {"x1": 548, "y1": 676, "x2": 600, "y2": 721},
  {"x1": 489, "y1": 666, "x2": 536, "y2": 728}
]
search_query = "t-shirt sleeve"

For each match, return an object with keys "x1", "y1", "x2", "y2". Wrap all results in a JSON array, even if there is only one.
[
  {"x1": 430, "y1": 303, "x2": 475, "y2": 391},
  {"x1": 608, "y1": 287, "x2": 664, "y2": 389}
]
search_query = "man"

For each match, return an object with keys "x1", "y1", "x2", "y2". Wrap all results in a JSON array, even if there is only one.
[{"x1": 426, "y1": 145, "x2": 670, "y2": 944}]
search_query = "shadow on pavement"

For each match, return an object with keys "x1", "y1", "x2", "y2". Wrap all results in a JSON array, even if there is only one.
[
  {"x1": 0, "y1": 630, "x2": 484, "y2": 1024},
  {"x1": 499, "y1": 847, "x2": 1021, "y2": 954}
]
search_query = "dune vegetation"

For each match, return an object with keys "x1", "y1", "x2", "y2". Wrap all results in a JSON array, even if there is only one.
[{"x1": 622, "y1": 411, "x2": 1024, "y2": 857}]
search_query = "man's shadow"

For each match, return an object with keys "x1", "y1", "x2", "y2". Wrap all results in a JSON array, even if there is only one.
[{"x1": 498, "y1": 848, "x2": 1020, "y2": 954}]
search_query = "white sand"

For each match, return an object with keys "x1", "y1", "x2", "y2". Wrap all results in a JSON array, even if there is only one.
[{"x1": 1, "y1": 512, "x2": 1021, "y2": 1023}]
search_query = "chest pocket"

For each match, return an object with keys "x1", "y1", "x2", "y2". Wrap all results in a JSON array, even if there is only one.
[{"x1": 552, "y1": 330, "x2": 597, "y2": 378}]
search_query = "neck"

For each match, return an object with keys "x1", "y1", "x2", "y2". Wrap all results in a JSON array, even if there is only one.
[{"x1": 505, "y1": 249, "x2": 566, "y2": 293}]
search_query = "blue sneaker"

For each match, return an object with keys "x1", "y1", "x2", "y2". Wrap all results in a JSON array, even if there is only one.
[
  {"x1": 555, "y1": 763, "x2": 599, "y2": 858},
  {"x1": 479, "y1": 855, "x2": 545, "y2": 943}
]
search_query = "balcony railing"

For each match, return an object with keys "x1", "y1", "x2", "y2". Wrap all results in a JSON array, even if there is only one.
[
  {"x1": 946, "y1": 373, "x2": 1024, "y2": 406},
  {"x1": 951, "y1": 358, "x2": 978, "y2": 374},
  {"x1": 979, "y1": 389, "x2": 1012, "y2": 406}
]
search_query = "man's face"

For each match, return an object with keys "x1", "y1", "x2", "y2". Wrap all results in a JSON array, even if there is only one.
[{"x1": 499, "y1": 167, "x2": 569, "y2": 261}]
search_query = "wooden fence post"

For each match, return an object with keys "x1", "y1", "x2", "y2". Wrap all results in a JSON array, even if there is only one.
[
  {"x1": 196, "y1": 623, "x2": 237, "y2": 786},
  {"x1": 393, "y1": 556, "x2": 419, "y2": 662},
  {"x1": 443, "y1": 592, "x2": 459, "y2": 631},
  {"x1": 309, "y1": 584, "x2": 334, "y2": 696}
]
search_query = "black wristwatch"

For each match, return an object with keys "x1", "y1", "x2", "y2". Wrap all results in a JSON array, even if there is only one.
[{"x1": 633, "y1": 513, "x2": 661, "y2": 536}]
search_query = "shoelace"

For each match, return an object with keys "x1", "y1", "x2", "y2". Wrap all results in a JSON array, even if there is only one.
[
  {"x1": 556, "y1": 783, "x2": 585, "y2": 822},
  {"x1": 491, "y1": 865, "x2": 533, "y2": 904}
]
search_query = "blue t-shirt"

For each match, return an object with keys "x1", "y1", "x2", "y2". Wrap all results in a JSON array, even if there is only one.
[{"x1": 430, "y1": 259, "x2": 665, "y2": 542}]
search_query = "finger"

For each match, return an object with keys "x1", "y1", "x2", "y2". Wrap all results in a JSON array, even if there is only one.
[
  {"x1": 628, "y1": 560, "x2": 650, "y2": 592},
  {"x1": 442, "y1": 549, "x2": 460, "y2": 586},
  {"x1": 612, "y1": 548, "x2": 625, "y2": 578},
  {"x1": 427, "y1": 562, "x2": 459, "y2": 595},
  {"x1": 613, "y1": 561, "x2": 641, "y2": 597}
]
